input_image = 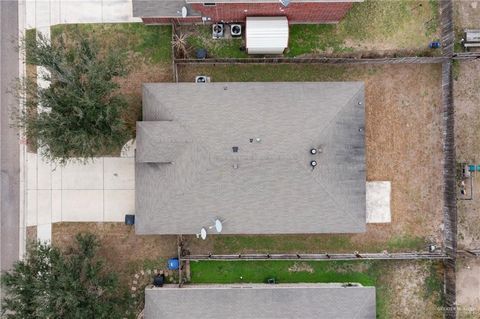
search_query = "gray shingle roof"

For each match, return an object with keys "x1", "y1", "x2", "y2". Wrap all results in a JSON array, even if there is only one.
[
  {"x1": 135, "y1": 82, "x2": 366, "y2": 235},
  {"x1": 132, "y1": 0, "x2": 363, "y2": 17},
  {"x1": 132, "y1": 0, "x2": 200, "y2": 18},
  {"x1": 144, "y1": 284, "x2": 376, "y2": 319},
  {"x1": 187, "y1": 0, "x2": 362, "y2": 2}
]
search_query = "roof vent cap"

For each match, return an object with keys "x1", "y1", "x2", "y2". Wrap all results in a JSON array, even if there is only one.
[{"x1": 310, "y1": 160, "x2": 317, "y2": 168}]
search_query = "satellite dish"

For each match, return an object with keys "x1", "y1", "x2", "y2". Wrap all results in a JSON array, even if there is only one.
[
  {"x1": 181, "y1": 6, "x2": 188, "y2": 18},
  {"x1": 200, "y1": 227, "x2": 207, "y2": 240},
  {"x1": 215, "y1": 219, "x2": 223, "y2": 233}
]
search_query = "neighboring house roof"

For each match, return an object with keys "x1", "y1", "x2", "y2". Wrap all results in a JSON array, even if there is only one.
[
  {"x1": 133, "y1": 0, "x2": 200, "y2": 18},
  {"x1": 187, "y1": 0, "x2": 364, "y2": 2},
  {"x1": 132, "y1": 0, "x2": 363, "y2": 18},
  {"x1": 144, "y1": 284, "x2": 376, "y2": 319},
  {"x1": 135, "y1": 82, "x2": 366, "y2": 235}
]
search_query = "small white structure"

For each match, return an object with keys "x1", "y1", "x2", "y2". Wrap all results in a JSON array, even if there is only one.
[
  {"x1": 463, "y1": 29, "x2": 480, "y2": 48},
  {"x1": 366, "y1": 181, "x2": 391, "y2": 223},
  {"x1": 246, "y1": 17, "x2": 289, "y2": 55}
]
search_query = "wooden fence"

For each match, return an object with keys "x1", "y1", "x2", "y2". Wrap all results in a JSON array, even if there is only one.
[
  {"x1": 183, "y1": 252, "x2": 450, "y2": 261},
  {"x1": 442, "y1": 60, "x2": 457, "y2": 258},
  {"x1": 454, "y1": 52, "x2": 480, "y2": 60},
  {"x1": 174, "y1": 56, "x2": 447, "y2": 65},
  {"x1": 440, "y1": 1, "x2": 457, "y2": 318}
]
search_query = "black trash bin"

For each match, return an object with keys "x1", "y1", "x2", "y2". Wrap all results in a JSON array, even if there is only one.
[
  {"x1": 196, "y1": 48, "x2": 207, "y2": 59},
  {"x1": 125, "y1": 214, "x2": 135, "y2": 225},
  {"x1": 153, "y1": 273, "x2": 165, "y2": 287}
]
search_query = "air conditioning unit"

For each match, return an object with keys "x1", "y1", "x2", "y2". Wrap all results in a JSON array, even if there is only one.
[
  {"x1": 212, "y1": 23, "x2": 224, "y2": 39},
  {"x1": 230, "y1": 24, "x2": 242, "y2": 37},
  {"x1": 195, "y1": 76, "x2": 210, "y2": 83}
]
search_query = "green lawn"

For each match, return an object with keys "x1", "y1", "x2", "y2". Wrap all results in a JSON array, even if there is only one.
[
  {"x1": 289, "y1": 0, "x2": 439, "y2": 57},
  {"x1": 186, "y1": 26, "x2": 248, "y2": 59},
  {"x1": 190, "y1": 260, "x2": 376, "y2": 285},
  {"x1": 50, "y1": 23, "x2": 172, "y2": 64},
  {"x1": 178, "y1": 63, "x2": 357, "y2": 82},
  {"x1": 189, "y1": 260, "x2": 445, "y2": 318},
  {"x1": 212, "y1": 234, "x2": 427, "y2": 254},
  {"x1": 181, "y1": 0, "x2": 440, "y2": 58}
]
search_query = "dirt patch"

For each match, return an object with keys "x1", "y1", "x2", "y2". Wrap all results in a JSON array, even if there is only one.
[
  {"x1": 454, "y1": 1, "x2": 480, "y2": 30},
  {"x1": 115, "y1": 61, "x2": 173, "y2": 135},
  {"x1": 177, "y1": 63, "x2": 444, "y2": 253},
  {"x1": 288, "y1": 262, "x2": 314, "y2": 273},
  {"x1": 457, "y1": 258, "x2": 480, "y2": 318},
  {"x1": 26, "y1": 226, "x2": 36, "y2": 243},
  {"x1": 382, "y1": 261, "x2": 443, "y2": 319},
  {"x1": 454, "y1": 60, "x2": 480, "y2": 249},
  {"x1": 52, "y1": 223, "x2": 178, "y2": 276}
]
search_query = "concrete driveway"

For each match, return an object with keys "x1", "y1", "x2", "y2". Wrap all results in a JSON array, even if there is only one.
[
  {"x1": 25, "y1": 0, "x2": 140, "y2": 30},
  {"x1": 21, "y1": 0, "x2": 141, "y2": 242},
  {"x1": 26, "y1": 149, "x2": 136, "y2": 242}
]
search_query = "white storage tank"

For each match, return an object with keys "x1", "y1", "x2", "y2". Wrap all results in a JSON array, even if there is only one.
[{"x1": 246, "y1": 16, "x2": 289, "y2": 55}]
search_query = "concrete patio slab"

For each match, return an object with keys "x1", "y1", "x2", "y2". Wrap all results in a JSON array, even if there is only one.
[
  {"x1": 366, "y1": 181, "x2": 391, "y2": 223},
  {"x1": 104, "y1": 189, "x2": 134, "y2": 221},
  {"x1": 61, "y1": 190, "x2": 103, "y2": 221}
]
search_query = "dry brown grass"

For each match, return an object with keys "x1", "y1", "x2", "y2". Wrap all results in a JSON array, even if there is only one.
[
  {"x1": 454, "y1": 60, "x2": 480, "y2": 249},
  {"x1": 52, "y1": 223, "x2": 178, "y2": 277}
]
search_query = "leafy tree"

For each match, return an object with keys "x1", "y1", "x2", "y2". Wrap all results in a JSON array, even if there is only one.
[
  {"x1": 1, "y1": 233, "x2": 130, "y2": 319},
  {"x1": 18, "y1": 31, "x2": 130, "y2": 164}
]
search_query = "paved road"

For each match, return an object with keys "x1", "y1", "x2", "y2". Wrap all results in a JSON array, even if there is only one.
[{"x1": 0, "y1": 0, "x2": 20, "y2": 273}]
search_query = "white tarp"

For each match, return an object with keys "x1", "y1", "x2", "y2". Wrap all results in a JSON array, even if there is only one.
[{"x1": 246, "y1": 16, "x2": 289, "y2": 55}]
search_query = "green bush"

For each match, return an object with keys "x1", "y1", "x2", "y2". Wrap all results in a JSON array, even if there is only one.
[
  {"x1": 1, "y1": 233, "x2": 130, "y2": 319},
  {"x1": 18, "y1": 31, "x2": 130, "y2": 164}
]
